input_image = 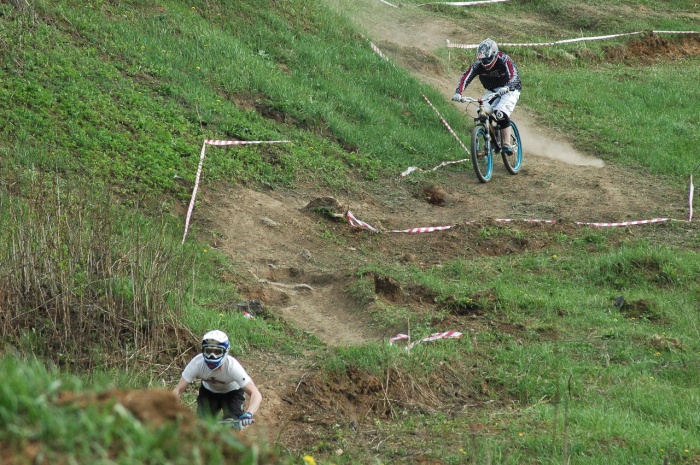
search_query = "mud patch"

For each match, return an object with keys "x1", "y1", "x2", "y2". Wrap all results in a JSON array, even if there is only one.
[{"x1": 419, "y1": 185, "x2": 447, "y2": 206}]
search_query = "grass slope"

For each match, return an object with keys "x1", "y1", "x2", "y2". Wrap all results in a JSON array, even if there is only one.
[{"x1": 1, "y1": 0, "x2": 699, "y2": 464}]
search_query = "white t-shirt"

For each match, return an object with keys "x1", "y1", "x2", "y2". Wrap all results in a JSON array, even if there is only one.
[{"x1": 182, "y1": 354, "x2": 251, "y2": 393}]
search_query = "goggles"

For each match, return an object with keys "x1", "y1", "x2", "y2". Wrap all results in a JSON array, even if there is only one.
[{"x1": 203, "y1": 346, "x2": 225, "y2": 358}]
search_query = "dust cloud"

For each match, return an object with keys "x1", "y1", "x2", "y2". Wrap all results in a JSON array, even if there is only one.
[{"x1": 517, "y1": 117, "x2": 605, "y2": 167}]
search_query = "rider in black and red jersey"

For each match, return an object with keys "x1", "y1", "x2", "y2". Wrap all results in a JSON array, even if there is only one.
[{"x1": 452, "y1": 38, "x2": 522, "y2": 155}]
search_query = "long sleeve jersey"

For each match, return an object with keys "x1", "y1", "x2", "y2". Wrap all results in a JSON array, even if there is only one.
[{"x1": 455, "y1": 52, "x2": 522, "y2": 94}]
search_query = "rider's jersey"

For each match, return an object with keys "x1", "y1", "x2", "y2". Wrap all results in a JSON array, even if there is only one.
[
  {"x1": 455, "y1": 52, "x2": 522, "y2": 94},
  {"x1": 182, "y1": 354, "x2": 251, "y2": 393}
]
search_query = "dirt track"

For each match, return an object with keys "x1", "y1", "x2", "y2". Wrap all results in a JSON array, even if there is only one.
[
  {"x1": 203, "y1": 1, "x2": 686, "y2": 344},
  {"x1": 196, "y1": 1, "x2": 691, "y2": 445}
]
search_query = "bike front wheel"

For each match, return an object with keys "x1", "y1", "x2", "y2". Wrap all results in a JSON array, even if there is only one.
[
  {"x1": 501, "y1": 120, "x2": 523, "y2": 175},
  {"x1": 471, "y1": 125, "x2": 493, "y2": 183}
]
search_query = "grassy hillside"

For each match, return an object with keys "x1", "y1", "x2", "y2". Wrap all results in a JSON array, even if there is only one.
[
  {"x1": 0, "y1": 0, "x2": 469, "y2": 196},
  {"x1": 1, "y1": 0, "x2": 699, "y2": 464}
]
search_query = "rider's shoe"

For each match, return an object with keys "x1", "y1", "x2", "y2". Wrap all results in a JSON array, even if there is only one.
[{"x1": 502, "y1": 144, "x2": 514, "y2": 156}]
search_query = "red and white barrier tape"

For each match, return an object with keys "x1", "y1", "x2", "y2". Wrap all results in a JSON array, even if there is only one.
[
  {"x1": 401, "y1": 159, "x2": 471, "y2": 177},
  {"x1": 347, "y1": 210, "x2": 681, "y2": 233},
  {"x1": 575, "y1": 218, "x2": 670, "y2": 227},
  {"x1": 390, "y1": 331, "x2": 463, "y2": 350},
  {"x1": 402, "y1": 95, "x2": 470, "y2": 177},
  {"x1": 447, "y1": 30, "x2": 699, "y2": 50},
  {"x1": 182, "y1": 139, "x2": 291, "y2": 244},
  {"x1": 419, "y1": 0, "x2": 509, "y2": 5},
  {"x1": 389, "y1": 333, "x2": 409, "y2": 344},
  {"x1": 390, "y1": 225, "x2": 454, "y2": 233},
  {"x1": 347, "y1": 210, "x2": 455, "y2": 233},
  {"x1": 496, "y1": 218, "x2": 557, "y2": 224},
  {"x1": 370, "y1": 42, "x2": 389, "y2": 61},
  {"x1": 204, "y1": 139, "x2": 290, "y2": 146},
  {"x1": 423, "y1": 94, "x2": 470, "y2": 154},
  {"x1": 379, "y1": 0, "x2": 398, "y2": 7},
  {"x1": 346, "y1": 210, "x2": 380, "y2": 232}
]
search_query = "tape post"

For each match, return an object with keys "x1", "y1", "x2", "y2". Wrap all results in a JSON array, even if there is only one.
[{"x1": 182, "y1": 139, "x2": 291, "y2": 244}]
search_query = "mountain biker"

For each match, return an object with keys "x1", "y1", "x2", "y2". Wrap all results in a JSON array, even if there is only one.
[
  {"x1": 172, "y1": 330, "x2": 262, "y2": 428},
  {"x1": 452, "y1": 38, "x2": 522, "y2": 155}
]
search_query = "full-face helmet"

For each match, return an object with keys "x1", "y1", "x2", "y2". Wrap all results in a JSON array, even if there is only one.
[
  {"x1": 202, "y1": 330, "x2": 230, "y2": 370},
  {"x1": 476, "y1": 38, "x2": 499, "y2": 70}
]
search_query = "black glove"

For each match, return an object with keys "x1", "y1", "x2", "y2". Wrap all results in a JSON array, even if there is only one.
[{"x1": 238, "y1": 411, "x2": 254, "y2": 427}]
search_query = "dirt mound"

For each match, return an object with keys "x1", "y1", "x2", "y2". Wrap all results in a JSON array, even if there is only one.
[
  {"x1": 605, "y1": 31, "x2": 700, "y2": 63},
  {"x1": 57, "y1": 388, "x2": 196, "y2": 429},
  {"x1": 277, "y1": 365, "x2": 468, "y2": 450}
]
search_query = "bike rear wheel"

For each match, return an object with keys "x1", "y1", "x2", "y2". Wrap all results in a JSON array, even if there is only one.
[
  {"x1": 501, "y1": 120, "x2": 522, "y2": 175},
  {"x1": 471, "y1": 125, "x2": 493, "y2": 183}
]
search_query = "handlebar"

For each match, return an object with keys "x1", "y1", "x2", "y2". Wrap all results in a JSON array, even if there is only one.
[
  {"x1": 220, "y1": 418, "x2": 245, "y2": 430},
  {"x1": 460, "y1": 96, "x2": 481, "y2": 104},
  {"x1": 460, "y1": 90, "x2": 503, "y2": 104}
]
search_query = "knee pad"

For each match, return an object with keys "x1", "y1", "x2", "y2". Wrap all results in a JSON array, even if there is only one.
[{"x1": 494, "y1": 110, "x2": 510, "y2": 129}]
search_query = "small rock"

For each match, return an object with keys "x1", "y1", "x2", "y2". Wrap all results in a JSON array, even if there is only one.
[
  {"x1": 299, "y1": 249, "x2": 312, "y2": 260},
  {"x1": 304, "y1": 197, "x2": 346, "y2": 220},
  {"x1": 261, "y1": 217, "x2": 278, "y2": 227}
]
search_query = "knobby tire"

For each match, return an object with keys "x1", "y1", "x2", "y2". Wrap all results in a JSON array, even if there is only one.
[
  {"x1": 471, "y1": 125, "x2": 493, "y2": 183},
  {"x1": 501, "y1": 121, "x2": 522, "y2": 175}
]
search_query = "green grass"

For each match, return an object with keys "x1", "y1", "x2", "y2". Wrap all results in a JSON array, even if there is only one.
[
  {"x1": 0, "y1": 355, "x2": 291, "y2": 464},
  {"x1": 1, "y1": 0, "x2": 699, "y2": 464},
  {"x1": 0, "y1": 0, "x2": 468, "y2": 197},
  {"x1": 522, "y1": 57, "x2": 700, "y2": 176},
  {"x1": 339, "y1": 231, "x2": 700, "y2": 463}
]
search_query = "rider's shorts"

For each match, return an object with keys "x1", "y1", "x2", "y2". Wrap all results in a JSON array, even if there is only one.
[{"x1": 492, "y1": 90, "x2": 520, "y2": 117}]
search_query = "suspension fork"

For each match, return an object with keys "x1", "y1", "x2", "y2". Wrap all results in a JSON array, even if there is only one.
[{"x1": 488, "y1": 116, "x2": 501, "y2": 151}]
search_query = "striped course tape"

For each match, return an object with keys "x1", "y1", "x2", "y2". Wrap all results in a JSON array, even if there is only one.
[
  {"x1": 347, "y1": 210, "x2": 456, "y2": 233},
  {"x1": 418, "y1": 0, "x2": 510, "y2": 5},
  {"x1": 390, "y1": 331, "x2": 463, "y2": 350},
  {"x1": 402, "y1": 95, "x2": 470, "y2": 177},
  {"x1": 182, "y1": 139, "x2": 291, "y2": 244},
  {"x1": 575, "y1": 218, "x2": 670, "y2": 227},
  {"x1": 390, "y1": 225, "x2": 455, "y2": 233},
  {"x1": 347, "y1": 210, "x2": 681, "y2": 233},
  {"x1": 447, "y1": 30, "x2": 699, "y2": 50},
  {"x1": 345, "y1": 210, "x2": 380, "y2": 232},
  {"x1": 204, "y1": 139, "x2": 290, "y2": 146},
  {"x1": 423, "y1": 94, "x2": 470, "y2": 154},
  {"x1": 496, "y1": 218, "x2": 557, "y2": 224},
  {"x1": 370, "y1": 42, "x2": 389, "y2": 60},
  {"x1": 401, "y1": 159, "x2": 470, "y2": 177}
]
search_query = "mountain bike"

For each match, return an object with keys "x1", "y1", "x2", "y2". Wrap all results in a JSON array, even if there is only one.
[{"x1": 459, "y1": 92, "x2": 522, "y2": 183}]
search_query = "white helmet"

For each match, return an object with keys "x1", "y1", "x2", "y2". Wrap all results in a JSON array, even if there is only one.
[
  {"x1": 476, "y1": 38, "x2": 499, "y2": 70},
  {"x1": 202, "y1": 330, "x2": 230, "y2": 370}
]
